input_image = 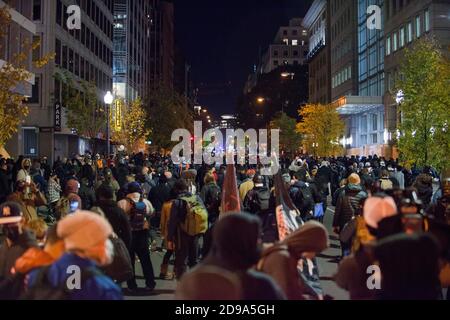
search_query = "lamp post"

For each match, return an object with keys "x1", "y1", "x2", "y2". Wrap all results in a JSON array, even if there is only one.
[{"x1": 104, "y1": 91, "x2": 114, "y2": 158}]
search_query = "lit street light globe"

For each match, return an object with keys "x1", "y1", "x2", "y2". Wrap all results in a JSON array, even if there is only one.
[
  {"x1": 104, "y1": 91, "x2": 114, "y2": 105},
  {"x1": 257, "y1": 97, "x2": 265, "y2": 103}
]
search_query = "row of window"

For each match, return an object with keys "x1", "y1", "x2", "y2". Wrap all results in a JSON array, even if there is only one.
[
  {"x1": 386, "y1": 0, "x2": 411, "y2": 20},
  {"x1": 332, "y1": 38, "x2": 352, "y2": 64},
  {"x1": 273, "y1": 59, "x2": 300, "y2": 67},
  {"x1": 282, "y1": 28, "x2": 307, "y2": 37},
  {"x1": 55, "y1": 39, "x2": 112, "y2": 92},
  {"x1": 281, "y1": 39, "x2": 307, "y2": 47},
  {"x1": 361, "y1": 114, "x2": 383, "y2": 133},
  {"x1": 332, "y1": 65, "x2": 352, "y2": 89},
  {"x1": 331, "y1": 5, "x2": 352, "y2": 41},
  {"x1": 56, "y1": 1, "x2": 113, "y2": 68},
  {"x1": 273, "y1": 48, "x2": 307, "y2": 58},
  {"x1": 386, "y1": 9, "x2": 430, "y2": 56}
]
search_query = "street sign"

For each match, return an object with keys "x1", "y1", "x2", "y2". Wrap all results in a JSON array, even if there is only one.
[{"x1": 54, "y1": 102, "x2": 62, "y2": 132}]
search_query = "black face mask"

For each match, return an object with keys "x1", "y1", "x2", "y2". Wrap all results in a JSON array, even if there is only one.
[{"x1": 4, "y1": 225, "x2": 21, "y2": 243}]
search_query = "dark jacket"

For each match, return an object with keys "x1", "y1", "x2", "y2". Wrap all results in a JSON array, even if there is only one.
[
  {"x1": 79, "y1": 185, "x2": 96, "y2": 210},
  {"x1": 0, "y1": 230, "x2": 37, "y2": 280},
  {"x1": 333, "y1": 184, "x2": 367, "y2": 229},
  {"x1": 413, "y1": 174, "x2": 433, "y2": 207},
  {"x1": 200, "y1": 182, "x2": 221, "y2": 215},
  {"x1": 203, "y1": 214, "x2": 285, "y2": 300},
  {"x1": 0, "y1": 169, "x2": 11, "y2": 203},
  {"x1": 148, "y1": 181, "x2": 171, "y2": 213},
  {"x1": 97, "y1": 199, "x2": 132, "y2": 249}
]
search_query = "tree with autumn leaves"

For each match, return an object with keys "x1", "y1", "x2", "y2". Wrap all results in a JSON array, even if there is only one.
[
  {"x1": 111, "y1": 97, "x2": 149, "y2": 152},
  {"x1": 296, "y1": 103, "x2": 345, "y2": 157},
  {"x1": 0, "y1": 6, "x2": 54, "y2": 148},
  {"x1": 394, "y1": 37, "x2": 450, "y2": 171}
]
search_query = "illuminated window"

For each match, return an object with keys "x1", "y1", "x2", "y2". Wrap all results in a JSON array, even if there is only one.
[
  {"x1": 393, "y1": 32, "x2": 398, "y2": 51},
  {"x1": 400, "y1": 27, "x2": 405, "y2": 48},
  {"x1": 386, "y1": 36, "x2": 391, "y2": 55},
  {"x1": 283, "y1": 38, "x2": 289, "y2": 45},
  {"x1": 407, "y1": 22, "x2": 413, "y2": 42},
  {"x1": 424, "y1": 9, "x2": 430, "y2": 32},
  {"x1": 415, "y1": 15, "x2": 421, "y2": 38},
  {"x1": 292, "y1": 39, "x2": 298, "y2": 46}
]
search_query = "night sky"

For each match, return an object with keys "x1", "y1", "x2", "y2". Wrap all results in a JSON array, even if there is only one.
[{"x1": 174, "y1": 0, "x2": 313, "y2": 119}]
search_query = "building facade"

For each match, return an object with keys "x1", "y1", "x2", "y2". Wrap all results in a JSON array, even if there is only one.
[
  {"x1": 303, "y1": 0, "x2": 331, "y2": 104},
  {"x1": 330, "y1": 0, "x2": 359, "y2": 101},
  {"x1": 383, "y1": 0, "x2": 450, "y2": 154},
  {"x1": 260, "y1": 18, "x2": 309, "y2": 74},
  {"x1": 6, "y1": 0, "x2": 114, "y2": 161}
]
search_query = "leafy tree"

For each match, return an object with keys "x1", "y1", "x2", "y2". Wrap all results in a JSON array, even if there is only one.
[
  {"x1": 296, "y1": 103, "x2": 345, "y2": 157},
  {"x1": 111, "y1": 97, "x2": 149, "y2": 152},
  {"x1": 269, "y1": 112, "x2": 302, "y2": 155},
  {"x1": 55, "y1": 71, "x2": 107, "y2": 141},
  {"x1": 395, "y1": 37, "x2": 450, "y2": 171},
  {"x1": 0, "y1": 6, "x2": 54, "y2": 147},
  {"x1": 146, "y1": 86, "x2": 193, "y2": 150}
]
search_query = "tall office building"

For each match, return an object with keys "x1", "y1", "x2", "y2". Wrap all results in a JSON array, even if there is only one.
[
  {"x1": 260, "y1": 18, "x2": 309, "y2": 74},
  {"x1": 357, "y1": 0, "x2": 385, "y2": 97},
  {"x1": 329, "y1": 0, "x2": 358, "y2": 101},
  {"x1": 303, "y1": 0, "x2": 331, "y2": 104},
  {"x1": 113, "y1": 0, "x2": 152, "y2": 101},
  {"x1": 113, "y1": 0, "x2": 174, "y2": 100},
  {"x1": 6, "y1": 0, "x2": 114, "y2": 160}
]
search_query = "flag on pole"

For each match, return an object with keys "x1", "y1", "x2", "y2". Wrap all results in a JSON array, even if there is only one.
[
  {"x1": 220, "y1": 164, "x2": 241, "y2": 215},
  {"x1": 273, "y1": 172, "x2": 300, "y2": 241}
]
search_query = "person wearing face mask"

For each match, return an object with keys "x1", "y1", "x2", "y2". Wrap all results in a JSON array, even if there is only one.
[
  {"x1": 0, "y1": 202, "x2": 38, "y2": 283},
  {"x1": 7, "y1": 180, "x2": 47, "y2": 224},
  {"x1": 25, "y1": 211, "x2": 123, "y2": 300},
  {"x1": 256, "y1": 221, "x2": 329, "y2": 300},
  {"x1": 16, "y1": 158, "x2": 32, "y2": 182},
  {"x1": 201, "y1": 213, "x2": 286, "y2": 300}
]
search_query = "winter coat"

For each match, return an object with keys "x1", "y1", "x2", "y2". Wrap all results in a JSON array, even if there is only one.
[
  {"x1": 160, "y1": 201, "x2": 173, "y2": 241},
  {"x1": 7, "y1": 190, "x2": 47, "y2": 223},
  {"x1": 97, "y1": 199, "x2": 132, "y2": 249},
  {"x1": 0, "y1": 230, "x2": 38, "y2": 279},
  {"x1": 79, "y1": 185, "x2": 96, "y2": 210},
  {"x1": 0, "y1": 168, "x2": 11, "y2": 203},
  {"x1": 413, "y1": 174, "x2": 433, "y2": 207},
  {"x1": 27, "y1": 253, "x2": 123, "y2": 300},
  {"x1": 14, "y1": 248, "x2": 55, "y2": 275},
  {"x1": 333, "y1": 184, "x2": 367, "y2": 229},
  {"x1": 148, "y1": 182, "x2": 171, "y2": 213},
  {"x1": 200, "y1": 182, "x2": 221, "y2": 217}
]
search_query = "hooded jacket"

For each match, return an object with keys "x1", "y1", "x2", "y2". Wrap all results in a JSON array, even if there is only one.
[
  {"x1": 202, "y1": 214, "x2": 285, "y2": 300},
  {"x1": 14, "y1": 247, "x2": 55, "y2": 274},
  {"x1": 257, "y1": 221, "x2": 329, "y2": 300},
  {"x1": 27, "y1": 253, "x2": 123, "y2": 300},
  {"x1": 0, "y1": 230, "x2": 38, "y2": 279}
]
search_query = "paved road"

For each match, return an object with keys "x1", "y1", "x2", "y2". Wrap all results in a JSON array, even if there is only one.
[{"x1": 124, "y1": 205, "x2": 348, "y2": 300}]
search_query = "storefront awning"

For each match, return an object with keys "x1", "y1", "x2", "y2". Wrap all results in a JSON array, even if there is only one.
[{"x1": 337, "y1": 103, "x2": 384, "y2": 115}]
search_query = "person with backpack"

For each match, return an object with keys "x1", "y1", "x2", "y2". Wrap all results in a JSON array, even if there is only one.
[
  {"x1": 333, "y1": 173, "x2": 368, "y2": 258},
  {"x1": 24, "y1": 211, "x2": 123, "y2": 300},
  {"x1": 117, "y1": 182, "x2": 156, "y2": 292},
  {"x1": 289, "y1": 172, "x2": 315, "y2": 220},
  {"x1": 200, "y1": 173, "x2": 221, "y2": 225},
  {"x1": 379, "y1": 169, "x2": 396, "y2": 191},
  {"x1": 167, "y1": 179, "x2": 208, "y2": 279},
  {"x1": 243, "y1": 175, "x2": 271, "y2": 218}
]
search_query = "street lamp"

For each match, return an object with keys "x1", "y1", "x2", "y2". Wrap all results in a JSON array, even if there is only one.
[
  {"x1": 257, "y1": 97, "x2": 265, "y2": 104},
  {"x1": 104, "y1": 91, "x2": 114, "y2": 157}
]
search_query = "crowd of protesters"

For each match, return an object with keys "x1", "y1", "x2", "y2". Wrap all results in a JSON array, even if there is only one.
[{"x1": 0, "y1": 151, "x2": 449, "y2": 300}]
